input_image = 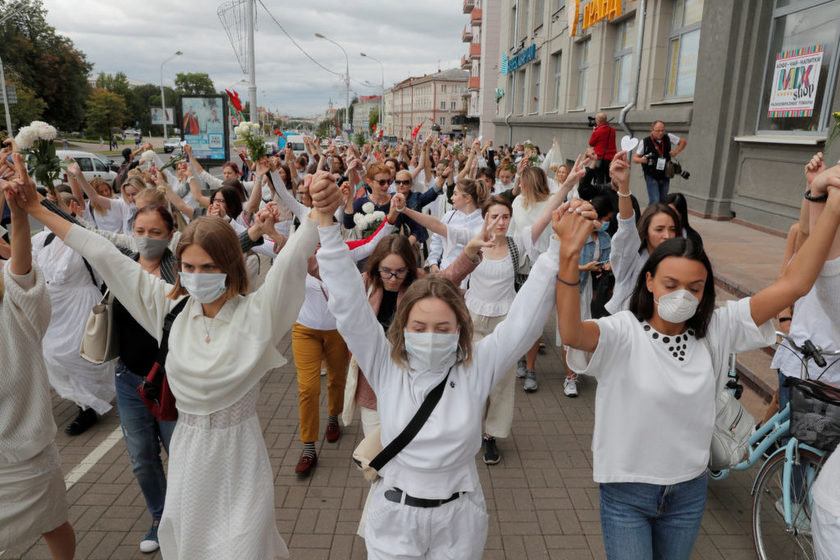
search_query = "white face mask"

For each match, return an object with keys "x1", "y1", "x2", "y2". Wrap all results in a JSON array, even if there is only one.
[
  {"x1": 655, "y1": 289, "x2": 699, "y2": 324},
  {"x1": 179, "y1": 272, "x2": 227, "y2": 303},
  {"x1": 135, "y1": 236, "x2": 168, "y2": 260},
  {"x1": 404, "y1": 330, "x2": 459, "y2": 370}
]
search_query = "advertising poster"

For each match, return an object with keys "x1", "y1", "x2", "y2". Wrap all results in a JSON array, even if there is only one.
[
  {"x1": 768, "y1": 45, "x2": 824, "y2": 118},
  {"x1": 150, "y1": 107, "x2": 175, "y2": 125},
  {"x1": 180, "y1": 95, "x2": 229, "y2": 164}
]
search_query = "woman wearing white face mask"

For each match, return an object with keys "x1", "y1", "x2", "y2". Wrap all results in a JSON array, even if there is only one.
[
  {"x1": 11, "y1": 156, "x2": 337, "y2": 559},
  {"x1": 555, "y1": 153, "x2": 840, "y2": 560},
  {"x1": 310, "y1": 171, "x2": 564, "y2": 559}
]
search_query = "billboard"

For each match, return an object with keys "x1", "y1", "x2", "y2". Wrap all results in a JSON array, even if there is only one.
[
  {"x1": 151, "y1": 107, "x2": 175, "y2": 125},
  {"x1": 179, "y1": 95, "x2": 229, "y2": 165}
]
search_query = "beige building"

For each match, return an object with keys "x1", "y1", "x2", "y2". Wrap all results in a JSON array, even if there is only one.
[
  {"x1": 386, "y1": 68, "x2": 469, "y2": 138},
  {"x1": 351, "y1": 95, "x2": 381, "y2": 137},
  {"x1": 462, "y1": 0, "x2": 502, "y2": 139}
]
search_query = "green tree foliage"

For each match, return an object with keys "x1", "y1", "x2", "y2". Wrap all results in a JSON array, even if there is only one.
[
  {"x1": 368, "y1": 107, "x2": 379, "y2": 133},
  {"x1": 85, "y1": 88, "x2": 127, "y2": 138},
  {"x1": 0, "y1": 0, "x2": 91, "y2": 130},
  {"x1": 174, "y1": 73, "x2": 216, "y2": 96},
  {"x1": 4, "y1": 75, "x2": 47, "y2": 130}
]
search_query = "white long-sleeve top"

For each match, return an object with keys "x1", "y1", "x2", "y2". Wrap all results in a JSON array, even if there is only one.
[
  {"x1": 316, "y1": 224, "x2": 559, "y2": 499},
  {"x1": 606, "y1": 213, "x2": 646, "y2": 315},
  {"x1": 63, "y1": 218, "x2": 319, "y2": 416},
  {"x1": 0, "y1": 262, "x2": 56, "y2": 463},
  {"x1": 427, "y1": 209, "x2": 483, "y2": 270}
]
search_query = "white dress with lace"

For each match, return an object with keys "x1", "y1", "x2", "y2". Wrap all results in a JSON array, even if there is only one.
[{"x1": 158, "y1": 386, "x2": 289, "y2": 559}]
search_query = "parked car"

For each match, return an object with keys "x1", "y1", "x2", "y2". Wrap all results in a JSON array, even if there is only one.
[
  {"x1": 55, "y1": 150, "x2": 119, "y2": 187},
  {"x1": 124, "y1": 128, "x2": 141, "y2": 136},
  {"x1": 285, "y1": 134, "x2": 306, "y2": 158},
  {"x1": 164, "y1": 138, "x2": 182, "y2": 153}
]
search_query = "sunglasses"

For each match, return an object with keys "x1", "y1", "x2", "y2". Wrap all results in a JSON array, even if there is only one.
[
  {"x1": 373, "y1": 179, "x2": 390, "y2": 187},
  {"x1": 394, "y1": 180, "x2": 411, "y2": 186}
]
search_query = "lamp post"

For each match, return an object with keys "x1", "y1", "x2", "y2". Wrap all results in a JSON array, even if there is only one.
[
  {"x1": 160, "y1": 50, "x2": 182, "y2": 141},
  {"x1": 316, "y1": 33, "x2": 350, "y2": 139},
  {"x1": 360, "y1": 52, "x2": 384, "y2": 136}
]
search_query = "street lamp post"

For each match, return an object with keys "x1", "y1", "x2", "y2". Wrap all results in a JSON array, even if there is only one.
[
  {"x1": 315, "y1": 33, "x2": 350, "y2": 140},
  {"x1": 160, "y1": 50, "x2": 182, "y2": 141},
  {"x1": 360, "y1": 52, "x2": 384, "y2": 136}
]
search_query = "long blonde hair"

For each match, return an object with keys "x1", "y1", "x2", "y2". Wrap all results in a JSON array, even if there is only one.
[
  {"x1": 519, "y1": 167, "x2": 550, "y2": 210},
  {"x1": 89, "y1": 178, "x2": 113, "y2": 216}
]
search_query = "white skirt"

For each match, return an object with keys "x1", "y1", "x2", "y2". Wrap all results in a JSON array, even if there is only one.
[
  {"x1": 158, "y1": 386, "x2": 289, "y2": 559},
  {"x1": 0, "y1": 443, "x2": 68, "y2": 550}
]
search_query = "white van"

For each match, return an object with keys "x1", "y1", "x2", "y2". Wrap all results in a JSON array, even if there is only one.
[
  {"x1": 284, "y1": 134, "x2": 306, "y2": 158},
  {"x1": 55, "y1": 150, "x2": 119, "y2": 187}
]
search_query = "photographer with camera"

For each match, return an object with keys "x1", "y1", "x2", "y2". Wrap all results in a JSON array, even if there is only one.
[
  {"x1": 588, "y1": 113, "x2": 617, "y2": 187},
  {"x1": 632, "y1": 120, "x2": 687, "y2": 204}
]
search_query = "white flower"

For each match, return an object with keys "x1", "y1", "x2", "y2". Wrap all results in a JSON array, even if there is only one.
[
  {"x1": 371, "y1": 211, "x2": 385, "y2": 222},
  {"x1": 140, "y1": 150, "x2": 156, "y2": 162},
  {"x1": 33, "y1": 121, "x2": 57, "y2": 141},
  {"x1": 361, "y1": 202, "x2": 375, "y2": 214},
  {"x1": 250, "y1": 123, "x2": 261, "y2": 134},
  {"x1": 14, "y1": 126, "x2": 37, "y2": 150},
  {"x1": 353, "y1": 213, "x2": 365, "y2": 227},
  {"x1": 364, "y1": 214, "x2": 377, "y2": 227},
  {"x1": 234, "y1": 125, "x2": 243, "y2": 136}
]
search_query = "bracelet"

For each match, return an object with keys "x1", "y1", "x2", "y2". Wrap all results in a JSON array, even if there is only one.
[
  {"x1": 617, "y1": 191, "x2": 632, "y2": 198},
  {"x1": 804, "y1": 189, "x2": 828, "y2": 203},
  {"x1": 395, "y1": 206, "x2": 404, "y2": 213},
  {"x1": 556, "y1": 274, "x2": 581, "y2": 287},
  {"x1": 778, "y1": 317, "x2": 792, "y2": 323}
]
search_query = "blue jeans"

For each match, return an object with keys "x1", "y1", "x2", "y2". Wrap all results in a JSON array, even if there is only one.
[
  {"x1": 115, "y1": 360, "x2": 176, "y2": 521},
  {"x1": 644, "y1": 174, "x2": 670, "y2": 205},
  {"x1": 599, "y1": 471, "x2": 708, "y2": 560}
]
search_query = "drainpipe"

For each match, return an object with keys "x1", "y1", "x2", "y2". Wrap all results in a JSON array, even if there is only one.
[
  {"x1": 504, "y1": 0, "x2": 520, "y2": 145},
  {"x1": 618, "y1": 0, "x2": 646, "y2": 139}
]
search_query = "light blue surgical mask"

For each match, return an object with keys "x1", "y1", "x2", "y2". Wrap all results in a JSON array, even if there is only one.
[
  {"x1": 404, "y1": 330, "x2": 459, "y2": 370},
  {"x1": 599, "y1": 222, "x2": 609, "y2": 233},
  {"x1": 179, "y1": 272, "x2": 227, "y2": 303}
]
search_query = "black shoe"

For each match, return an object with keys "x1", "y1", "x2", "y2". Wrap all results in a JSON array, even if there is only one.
[
  {"x1": 483, "y1": 437, "x2": 500, "y2": 465},
  {"x1": 65, "y1": 407, "x2": 97, "y2": 436}
]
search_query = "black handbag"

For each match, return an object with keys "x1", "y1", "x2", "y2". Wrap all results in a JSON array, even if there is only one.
[{"x1": 786, "y1": 376, "x2": 840, "y2": 451}]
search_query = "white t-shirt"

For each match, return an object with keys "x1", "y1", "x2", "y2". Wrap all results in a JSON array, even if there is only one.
[
  {"x1": 85, "y1": 198, "x2": 129, "y2": 233},
  {"x1": 296, "y1": 274, "x2": 336, "y2": 331},
  {"x1": 566, "y1": 298, "x2": 775, "y2": 485},
  {"x1": 635, "y1": 133, "x2": 681, "y2": 156}
]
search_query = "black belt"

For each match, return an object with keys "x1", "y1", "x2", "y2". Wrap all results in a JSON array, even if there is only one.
[{"x1": 384, "y1": 488, "x2": 462, "y2": 508}]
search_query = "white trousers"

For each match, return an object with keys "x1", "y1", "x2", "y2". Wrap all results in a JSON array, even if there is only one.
[
  {"x1": 813, "y1": 502, "x2": 840, "y2": 560},
  {"x1": 364, "y1": 481, "x2": 488, "y2": 560},
  {"x1": 471, "y1": 312, "x2": 515, "y2": 438}
]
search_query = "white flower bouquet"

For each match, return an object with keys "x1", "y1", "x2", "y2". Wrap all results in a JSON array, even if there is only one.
[
  {"x1": 139, "y1": 150, "x2": 156, "y2": 163},
  {"x1": 354, "y1": 202, "x2": 386, "y2": 237},
  {"x1": 15, "y1": 120, "x2": 60, "y2": 193},
  {"x1": 234, "y1": 121, "x2": 267, "y2": 162}
]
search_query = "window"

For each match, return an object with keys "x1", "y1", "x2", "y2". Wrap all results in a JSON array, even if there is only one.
[
  {"x1": 530, "y1": 62, "x2": 541, "y2": 113},
  {"x1": 612, "y1": 18, "x2": 635, "y2": 104},
  {"x1": 94, "y1": 158, "x2": 107, "y2": 172},
  {"x1": 517, "y1": 69, "x2": 527, "y2": 115},
  {"x1": 451, "y1": 101, "x2": 457, "y2": 110},
  {"x1": 553, "y1": 0, "x2": 565, "y2": 11},
  {"x1": 509, "y1": 4, "x2": 517, "y2": 48},
  {"x1": 441, "y1": 101, "x2": 446, "y2": 111},
  {"x1": 552, "y1": 51, "x2": 563, "y2": 111},
  {"x1": 757, "y1": 0, "x2": 840, "y2": 134},
  {"x1": 535, "y1": 0, "x2": 545, "y2": 27},
  {"x1": 441, "y1": 85, "x2": 446, "y2": 93},
  {"x1": 665, "y1": 0, "x2": 703, "y2": 98},
  {"x1": 575, "y1": 39, "x2": 590, "y2": 109},
  {"x1": 440, "y1": 117, "x2": 445, "y2": 126},
  {"x1": 77, "y1": 158, "x2": 93, "y2": 172},
  {"x1": 519, "y1": 0, "x2": 530, "y2": 39}
]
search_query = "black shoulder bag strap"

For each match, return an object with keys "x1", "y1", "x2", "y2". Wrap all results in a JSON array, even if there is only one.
[
  {"x1": 506, "y1": 236, "x2": 524, "y2": 292},
  {"x1": 142, "y1": 296, "x2": 190, "y2": 399},
  {"x1": 44, "y1": 232, "x2": 99, "y2": 288},
  {"x1": 369, "y1": 366, "x2": 452, "y2": 472}
]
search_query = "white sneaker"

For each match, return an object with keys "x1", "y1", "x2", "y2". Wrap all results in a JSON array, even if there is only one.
[
  {"x1": 515, "y1": 360, "x2": 527, "y2": 379},
  {"x1": 523, "y1": 370, "x2": 538, "y2": 392},
  {"x1": 563, "y1": 376, "x2": 579, "y2": 398},
  {"x1": 139, "y1": 523, "x2": 160, "y2": 553}
]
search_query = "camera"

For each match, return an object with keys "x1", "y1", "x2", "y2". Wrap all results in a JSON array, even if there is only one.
[
  {"x1": 587, "y1": 115, "x2": 597, "y2": 128},
  {"x1": 670, "y1": 160, "x2": 691, "y2": 180}
]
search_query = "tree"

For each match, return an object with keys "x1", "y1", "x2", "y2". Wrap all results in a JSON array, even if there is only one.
[
  {"x1": 0, "y1": 0, "x2": 92, "y2": 130},
  {"x1": 85, "y1": 88, "x2": 127, "y2": 138},
  {"x1": 368, "y1": 107, "x2": 379, "y2": 133},
  {"x1": 95, "y1": 72, "x2": 131, "y2": 98},
  {"x1": 174, "y1": 72, "x2": 216, "y2": 96},
  {"x1": 4, "y1": 75, "x2": 46, "y2": 131}
]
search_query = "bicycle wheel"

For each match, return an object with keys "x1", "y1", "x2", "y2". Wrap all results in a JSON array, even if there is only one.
[{"x1": 752, "y1": 448, "x2": 823, "y2": 560}]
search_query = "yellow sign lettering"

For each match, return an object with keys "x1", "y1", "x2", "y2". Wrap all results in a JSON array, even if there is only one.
[{"x1": 582, "y1": 0, "x2": 625, "y2": 30}]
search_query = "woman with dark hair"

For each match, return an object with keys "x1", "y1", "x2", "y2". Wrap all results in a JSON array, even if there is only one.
[
  {"x1": 555, "y1": 152, "x2": 840, "y2": 560},
  {"x1": 663, "y1": 192, "x2": 702, "y2": 247},
  {"x1": 311, "y1": 170, "x2": 564, "y2": 559}
]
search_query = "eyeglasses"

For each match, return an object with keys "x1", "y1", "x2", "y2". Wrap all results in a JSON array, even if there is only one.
[
  {"x1": 373, "y1": 179, "x2": 391, "y2": 187},
  {"x1": 394, "y1": 180, "x2": 411, "y2": 186},
  {"x1": 378, "y1": 268, "x2": 408, "y2": 279}
]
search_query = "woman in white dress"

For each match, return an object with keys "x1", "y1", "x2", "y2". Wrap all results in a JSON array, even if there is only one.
[
  {"x1": 69, "y1": 162, "x2": 139, "y2": 234},
  {"x1": 13, "y1": 163, "x2": 340, "y2": 559},
  {"x1": 32, "y1": 191, "x2": 115, "y2": 435}
]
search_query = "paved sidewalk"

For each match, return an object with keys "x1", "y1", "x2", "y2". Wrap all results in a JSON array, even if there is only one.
[{"x1": 4, "y1": 217, "x2": 790, "y2": 559}]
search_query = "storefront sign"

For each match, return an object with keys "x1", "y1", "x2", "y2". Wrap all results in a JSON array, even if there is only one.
[
  {"x1": 582, "y1": 0, "x2": 623, "y2": 31},
  {"x1": 768, "y1": 45, "x2": 824, "y2": 118},
  {"x1": 503, "y1": 44, "x2": 536, "y2": 75}
]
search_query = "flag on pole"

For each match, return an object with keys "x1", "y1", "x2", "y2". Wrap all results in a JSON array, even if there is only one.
[{"x1": 411, "y1": 119, "x2": 425, "y2": 139}]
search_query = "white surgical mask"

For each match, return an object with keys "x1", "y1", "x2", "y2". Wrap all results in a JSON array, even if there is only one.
[
  {"x1": 135, "y1": 236, "x2": 168, "y2": 260},
  {"x1": 179, "y1": 272, "x2": 227, "y2": 303},
  {"x1": 655, "y1": 289, "x2": 699, "y2": 323},
  {"x1": 404, "y1": 330, "x2": 459, "y2": 370}
]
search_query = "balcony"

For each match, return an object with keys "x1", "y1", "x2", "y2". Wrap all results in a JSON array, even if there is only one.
[
  {"x1": 463, "y1": 0, "x2": 474, "y2": 14},
  {"x1": 469, "y1": 42, "x2": 481, "y2": 59},
  {"x1": 462, "y1": 25, "x2": 472, "y2": 42},
  {"x1": 471, "y1": 8, "x2": 482, "y2": 23},
  {"x1": 468, "y1": 77, "x2": 480, "y2": 91},
  {"x1": 461, "y1": 55, "x2": 470, "y2": 69}
]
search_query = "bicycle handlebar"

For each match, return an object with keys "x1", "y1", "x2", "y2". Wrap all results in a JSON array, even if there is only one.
[{"x1": 775, "y1": 330, "x2": 840, "y2": 374}]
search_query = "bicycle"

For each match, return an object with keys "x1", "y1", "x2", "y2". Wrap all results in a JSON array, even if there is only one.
[{"x1": 709, "y1": 331, "x2": 840, "y2": 560}]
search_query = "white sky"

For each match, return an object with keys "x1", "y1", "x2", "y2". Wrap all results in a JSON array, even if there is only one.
[{"x1": 43, "y1": 0, "x2": 467, "y2": 117}]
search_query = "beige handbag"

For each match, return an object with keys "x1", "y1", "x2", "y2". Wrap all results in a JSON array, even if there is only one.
[
  {"x1": 342, "y1": 358, "x2": 359, "y2": 427},
  {"x1": 79, "y1": 290, "x2": 118, "y2": 364},
  {"x1": 352, "y1": 426, "x2": 384, "y2": 482}
]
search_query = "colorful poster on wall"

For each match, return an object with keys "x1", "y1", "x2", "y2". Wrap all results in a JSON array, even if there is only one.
[
  {"x1": 179, "y1": 95, "x2": 229, "y2": 164},
  {"x1": 768, "y1": 45, "x2": 824, "y2": 118}
]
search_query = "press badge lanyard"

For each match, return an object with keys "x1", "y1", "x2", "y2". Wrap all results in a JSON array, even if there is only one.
[{"x1": 651, "y1": 137, "x2": 667, "y2": 172}]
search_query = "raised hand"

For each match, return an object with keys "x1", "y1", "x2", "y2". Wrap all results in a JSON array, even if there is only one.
[
  {"x1": 809, "y1": 161, "x2": 840, "y2": 198},
  {"x1": 391, "y1": 192, "x2": 407, "y2": 212},
  {"x1": 805, "y1": 152, "x2": 826, "y2": 187},
  {"x1": 553, "y1": 199, "x2": 599, "y2": 257},
  {"x1": 2, "y1": 153, "x2": 42, "y2": 213},
  {"x1": 309, "y1": 171, "x2": 342, "y2": 222},
  {"x1": 609, "y1": 151, "x2": 630, "y2": 191},
  {"x1": 565, "y1": 153, "x2": 587, "y2": 185},
  {"x1": 67, "y1": 161, "x2": 82, "y2": 178}
]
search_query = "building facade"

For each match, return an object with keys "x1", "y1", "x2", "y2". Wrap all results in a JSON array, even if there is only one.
[
  {"x1": 387, "y1": 68, "x2": 469, "y2": 138},
  {"x1": 491, "y1": 0, "x2": 840, "y2": 231},
  {"x1": 462, "y1": 0, "x2": 503, "y2": 139},
  {"x1": 351, "y1": 95, "x2": 382, "y2": 136}
]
